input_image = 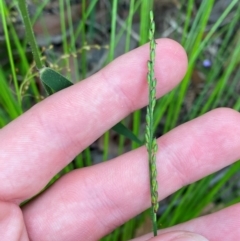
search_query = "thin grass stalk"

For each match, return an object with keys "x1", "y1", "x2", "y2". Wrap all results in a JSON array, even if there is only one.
[
  {"x1": 118, "y1": 119, "x2": 126, "y2": 155},
  {"x1": 179, "y1": 180, "x2": 211, "y2": 222},
  {"x1": 122, "y1": 218, "x2": 134, "y2": 240},
  {"x1": 0, "y1": 1, "x2": 22, "y2": 107},
  {"x1": 103, "y1": 0, "x2": 118, "y2": 161},
  {"x1": 118, "y1": 2, "x2": 144, "y2": 234},
  {"x1": 158, "y1": 187, "x2": 184, "y2": 227},
  {"x1": 125, "y1": 0, "x2": 135, "y2": 53},
  {"x1": 31, "y1": 0, "x2": 49, "y2": 24},
  {"x1": 139, "y1": 0, "x2": 153, "y2": 45},
  {"x1": 181, "y1": 0, "x2": 194, "y2": 45},
  {"x1": 193, "y1": 164, "x2": 240, "y2": 217},
  {"x1": 199, "y1": 41, "x2": 240, "y2": 115},
  {"x1": 227, "y1": 195, "x2": 240, "y2": 207},
  {"x1": 80, "y1": 0, "x2": 87, "y2": 79},
  {"x1": 112, "y1": 0, "x2": 143, "y2": 57},
  {"x1": 145, "y1": 11, "x2": 158, "y2": 237},
  {"x1": 185, "y1": 0, "x2": 213, "y2": 52},
  {"x1": 9, "y1": 24, "x2": 42, "y2": 104},
  {"x1": 8, "y1": 18, "x2": 29, "y2": 71},
  {"x1": 167, "y1": 0, "x2": 215, "y2": 131},
  {"x1": 88, "y1": 2, "x2": 96, "y2": 40},
  {"x1": 66, "y1": 0, "x2": 80, "y2": 81},
  {"x1": 222, "y1": 70, "x2": 240, "y2": 106},
  {"x1": 18, "y1": 0, "x2": 43, "y2": 70},
  {"x1": 62, "y1": 162, "x2": 74, "y2": 174},
  {"x1": 59, "y1": 0, "x2": 70, "y2": 75},
  {"x1": 74, "y1": 154, "x2": 84, "y2": 168},
  {"x1": 0, "y1": 69, "x2": 21, "y2": 120},
  {"x1": 181, "y1": 161, "x2": 240, "y2": 222},
  {"x1": 74, "y1": 0, "x2": 98, "y2": 42},
  {"x1": 167, "y1": 185, "x2": 196, "y2": 226},
  {"x1": 209, "y1": 39, "x2": 240, "y2": 110},
  {"x1": 168, "y1": 0, "x2": 238, "y2": 131},
  {"x1": 163, "y1": 158, "x2": 240, "y2": 227},
  {"x1": 191, "y1": 0, "x2": 238, "y2": 65},
  {"x1": 8, "y1": 19, "x2": 40, "y2": 100},
  {"x1": 0, "y1": 116, "x2": 7, "y2": 128},
  {"x1": 132, "y1": 0, "x2": 152, "y2": 150},
  {"x1": 84, "y1": 148, "x2": 92, "y2": 167},
  {"x1": 108, "y1": 0, "x2": 118, "y2": 61},
  {"x1": 18, "y1": 0, "x2": 55, "y2": 95},
  {"x1": 187, "y1": 30, "x2": 231, "y2": 120},
  {"x1": 114, "y1": 0, "x2": 141, "y2": 48},
  {"x1": 234, "y1": 97, "x2": 240, "y2": 111},
  {"x1": 112, "y1": 227, "x2": 120, "y2": 241}
]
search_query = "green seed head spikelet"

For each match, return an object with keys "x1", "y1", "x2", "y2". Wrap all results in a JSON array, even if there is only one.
[{"x1": 145, "y1": 10, "x2": 159, "y2": 234}]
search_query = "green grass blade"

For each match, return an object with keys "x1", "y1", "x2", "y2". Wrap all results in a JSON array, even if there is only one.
[
  {"x1": 112, "y1": 123, "x2": 143, "y2": 145},
  {"x1": 0, "y1": 0, "x2": 22, "y2": 107},
  {"x1": 40, "y1": 67, "x2": 73, "y2": 92}
]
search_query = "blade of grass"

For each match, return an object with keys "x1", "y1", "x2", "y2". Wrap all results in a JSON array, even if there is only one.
[
  {"x1": 18, "y1": 0, "x2": 43, "y2": 70},
  {"x1": 181, "y1": 0, "x2": 194, "y2": 45},
  {"x1": 74, "y1": 0, "x2": 98, "y2": 42},
  {"x1": 59, "y1": 0, "x2": 70, "y2": 76},
  {"x1": 201, "y1": 37, "x2": 240, "y2": 113},
  {"x1": 103, "y1": 0, "x2": 118, "y2": 161},
  {"x1": 166, "y1": 0, "x2": 215, "y2": 131},
  {"x1": 132, "y1": 0, "x2": 153, "y2": 150},
  {"x1": 0, "y1": 0, "x2": 22, "y2": 107},
  {"x1": 0, "y1": 69, "x2": 22, "y2": 120},
  {"x1": 125, "y1": 0, "x2": 135, "y2": 53},
  {"x1": 80, "y1": 0, "x2": 87, "y2": 80}
]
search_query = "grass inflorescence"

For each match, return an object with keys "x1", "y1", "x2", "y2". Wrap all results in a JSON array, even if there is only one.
[{"x1": 145, "y1": 10, "x2": 158, "y2": 237}]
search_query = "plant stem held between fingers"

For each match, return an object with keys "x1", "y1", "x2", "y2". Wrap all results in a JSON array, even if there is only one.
[{"x1": 145, "y1": 11, "x2": 159, "y2": 237}]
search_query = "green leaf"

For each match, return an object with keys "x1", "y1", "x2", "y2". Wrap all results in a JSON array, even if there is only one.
[
  {"x1": 112, "y1": 122, "x2": 143, "y2": 145},
  {"x1": 40, "y1": 67, "x2": 73, "y2": 93}
]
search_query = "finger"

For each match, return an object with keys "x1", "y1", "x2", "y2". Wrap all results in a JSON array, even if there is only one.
[
  {"x1": 22, "y1": 108, "x2": 240, "y2": 240},
  {"x1": 0, "y1": 201, "x2": 29, "y2": 241},
  {"x1": 0, "y1": 39, "x2": 187, "y2": 202},
  {"x1": 133, "y1": 204, "x2": 240, "y2": 241}
]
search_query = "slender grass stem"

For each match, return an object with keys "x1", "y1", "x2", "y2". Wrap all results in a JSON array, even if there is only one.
[
  {"x1": 125, "y1": 0, "x2": 135, "y2": 53},
  {"x1": 81, "y1": 0, "x2": 87, "y2": 79},
  {"x1": 146, "y1": 11, "x2": 158, "y2": 237},
  {"x1": 0, "y1": 1, "x2": 22, "y2": 107},
  {"x1": 103, "y1": 0, "x2": 118, "y2": 161},
  {"x1": 108, "y1": 0, "x2": 118, "y2": 61},
  {"x1": 59, "y1": 0, "x2": 70, "y2": 77},
  {"x1": 18, "y1": 0, "x2": 44, "y2": 70}
]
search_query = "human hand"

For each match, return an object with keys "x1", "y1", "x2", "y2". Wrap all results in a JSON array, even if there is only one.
[{"x1": 1, "y1": 39, "x2": 240, "y2": 241}]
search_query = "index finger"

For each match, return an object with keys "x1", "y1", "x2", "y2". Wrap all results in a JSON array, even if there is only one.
[{"x1": 0, "y1": 39, "x2": 187, "y2": 202}]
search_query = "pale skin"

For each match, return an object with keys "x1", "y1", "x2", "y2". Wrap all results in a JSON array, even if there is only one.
[{"x1": 1, "y1": 39, "x2": 240, "y2": 241}]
